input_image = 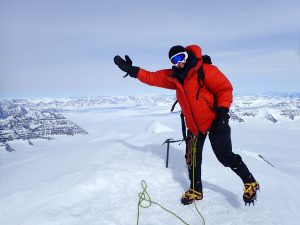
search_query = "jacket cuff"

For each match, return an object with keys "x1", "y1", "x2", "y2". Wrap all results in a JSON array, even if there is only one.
[
  {"x1": 129, "y1": 66, "x2": 140, "y2": 78},
  {"x1": 216, "y1": 107, "x2": 230, "y2": 120}
]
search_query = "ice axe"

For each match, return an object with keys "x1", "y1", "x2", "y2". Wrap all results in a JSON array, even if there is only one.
[{"x1": 162, "y1": 138, "x2": 183, "y2": 168}]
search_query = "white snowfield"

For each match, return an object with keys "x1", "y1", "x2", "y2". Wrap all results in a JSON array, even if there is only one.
[{"x1": 1, "y1": 102, "x2": 300, "y2": 225}]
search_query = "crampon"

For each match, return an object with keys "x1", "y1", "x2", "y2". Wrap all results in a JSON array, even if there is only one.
[
  {"x1": 181, "y1": 189, "x2": 203, "y2": 205},
  {"x1": 243, "y1": 182, "x2": 260, "y2": 206}
]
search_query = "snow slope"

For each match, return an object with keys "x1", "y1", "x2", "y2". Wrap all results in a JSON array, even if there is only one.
[{"x1": 0, "y1": 104, "x2": 300, "y2": 225}]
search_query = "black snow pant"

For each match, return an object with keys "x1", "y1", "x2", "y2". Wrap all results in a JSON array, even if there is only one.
[{"x1": 188, "y1": 121, "x2": 255, "y2": 192}]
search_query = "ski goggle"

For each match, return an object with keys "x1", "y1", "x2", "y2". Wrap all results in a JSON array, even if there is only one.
[{"x1": 170, "y1": 52, "x2": 188, "y2": 66}]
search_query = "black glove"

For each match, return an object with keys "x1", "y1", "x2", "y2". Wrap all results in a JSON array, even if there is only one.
[
  {"x1": 211, "y1": 107, "x2": 230, "y2": 132},
  {"x1": 216, "y1": 107, "x2": 230, "y2": 123},
  {"x1": 113, "y1": 55, "x2": 140, "y2": 78}
]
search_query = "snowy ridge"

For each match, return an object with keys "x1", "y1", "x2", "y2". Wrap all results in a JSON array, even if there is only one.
[
  {"x1": 0, "y1": 96, "x2": 300, "y2": 224},
  {"x1": 0, "y1": 95, "x2": 177, "y2": 112},
  {"x1": 1, "y1": 95, "x2": 300, "y2": 121},
  {"x1": 1, "y1": 95, "x2": 299, "y2": 151}
]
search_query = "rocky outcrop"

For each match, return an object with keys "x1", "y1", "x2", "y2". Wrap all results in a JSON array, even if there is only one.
[{"x1": 0, "y1": 101, "x2": 88, "y2": 149}]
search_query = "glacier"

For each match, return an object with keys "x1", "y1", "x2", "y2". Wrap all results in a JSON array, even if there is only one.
[{"x1": 0, "y1": 95, "x2": 300, "y2": 225}]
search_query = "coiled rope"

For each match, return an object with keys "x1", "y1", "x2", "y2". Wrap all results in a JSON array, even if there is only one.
[
  {"x1": 136, "y1": 180, "x2": 205, "y2": 225},
  {"x1": 136, "y1": 136, "x2": 205, "y2": 225}
]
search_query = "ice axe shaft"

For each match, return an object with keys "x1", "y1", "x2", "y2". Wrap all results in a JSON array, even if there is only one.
[
  {"x1": 162, "y1": 138, "x2": 183, "y2": 168},
  {"x1": 166, "y1": 142, "x2": 170, "y2": 168}
]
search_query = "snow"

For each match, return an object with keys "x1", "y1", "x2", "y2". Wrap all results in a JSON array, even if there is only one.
[
  {"x1": 147, "y1": 121, "x2": 174, "y2": 134},
  {"x1": 1, "y1": 103, "x2": 300, "y2": 225}
]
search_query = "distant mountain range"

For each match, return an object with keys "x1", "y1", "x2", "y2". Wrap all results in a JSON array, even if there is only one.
[
  {"x1": 230, "y1": 95, "x2": 300, "y2": 123},
  {"x1": 1, "y1": 95, "x2": 299, "y2": 151},
  {"x1": 0, "y1": 100, "x2": 88, "y2": 151}
]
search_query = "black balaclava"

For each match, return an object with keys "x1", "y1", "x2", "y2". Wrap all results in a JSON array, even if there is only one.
[{"x1": 168, "y1": 45, "x2": 198, "y2": 85}]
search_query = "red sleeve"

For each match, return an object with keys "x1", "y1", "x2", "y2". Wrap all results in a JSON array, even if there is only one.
[
  {"x1": 203, "y1": 64, "x2": 233, "y2": 108},
  {"x1": 137, "y1": 68, "x2": 176, "y2": 90}
]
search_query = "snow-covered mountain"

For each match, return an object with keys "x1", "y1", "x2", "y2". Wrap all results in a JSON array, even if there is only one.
[
  {"x1": 0, "y1": 100, "x2": 88, "y2": 151},
  {"x1": 1, "y1": 95, "x2": 299, "y2": 152},
  {"x1": 0, "y1": 95, "x2": 300, "y2": 225},
  {"x1": 231, "y1": 95, "x2": 300, "y2": 123},
  {"x1": 1, "y1": 95, "x2": 299, "y2": 122}
]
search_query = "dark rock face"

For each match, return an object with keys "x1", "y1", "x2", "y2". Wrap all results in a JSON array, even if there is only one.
[
  {"x1": 5, "y1": 143, "x2": 15, "y2": 152},
  {"x1": 229, "y1": 111, "x2": 244, "y2": 123},
  {"x1": 265, "y1": 113, "x2": 278, "y2": 123},
  {"x1": 0, "y1": 101, "x2": 88, "y2": 150},
  {"x1": 280, "y1": 109, "x2": 299, "y2": 120}
]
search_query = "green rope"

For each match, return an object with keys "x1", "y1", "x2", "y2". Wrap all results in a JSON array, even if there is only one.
[
  {"x1": 193, "y1": 201, "x2": 206, "y2": 225},
  {"x1": 192, "y1": 138, "x2": 197, "y2": 191},
  {"x1": 136, "y1": 180, "x2": 205, "y2": 225},
  {"x1": 191, "y1": 138, "x2": 205, "y2": 224}
]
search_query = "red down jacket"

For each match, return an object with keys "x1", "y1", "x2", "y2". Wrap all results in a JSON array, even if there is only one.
[{"x1": 137, "y1": 45, "x2": 233, "y2": 135}]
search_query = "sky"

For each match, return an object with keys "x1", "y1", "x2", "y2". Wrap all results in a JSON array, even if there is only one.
[{"x1": 0, "y1": 0, "x2": 299, "y2": 98}]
